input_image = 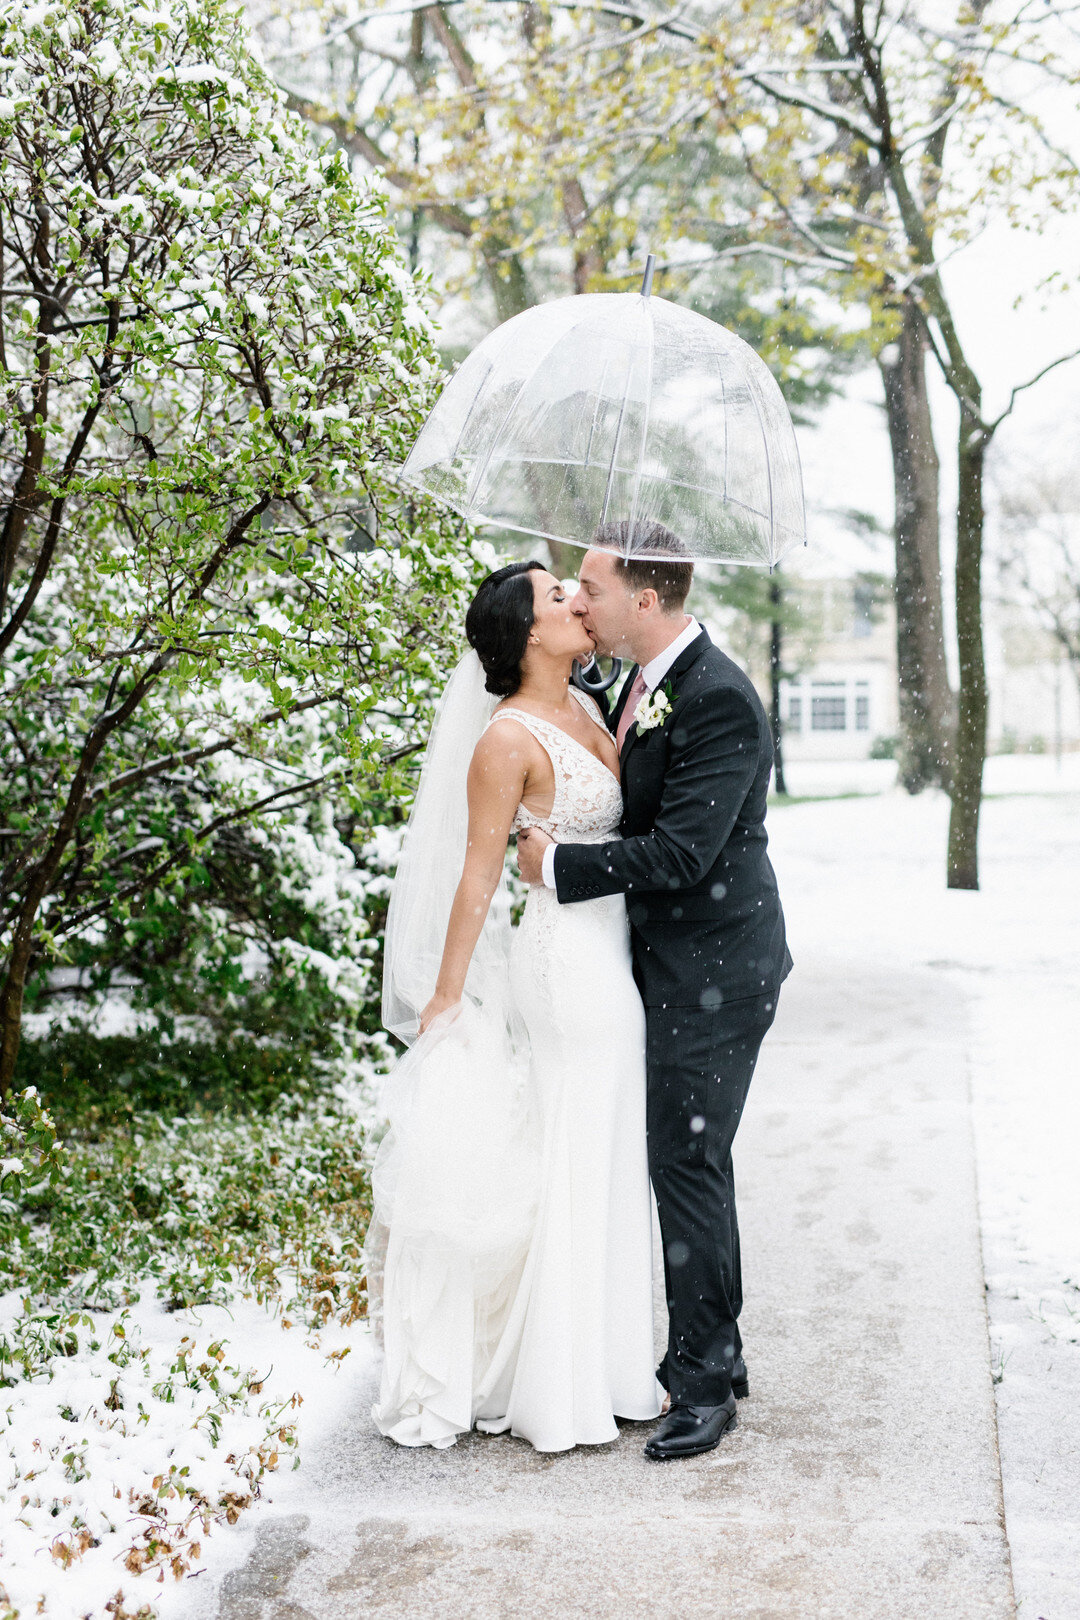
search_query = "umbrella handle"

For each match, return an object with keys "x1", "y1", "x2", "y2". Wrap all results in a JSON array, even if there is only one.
[{"x1": 572, "y1": 656, "x2": 623, "y2": 696}]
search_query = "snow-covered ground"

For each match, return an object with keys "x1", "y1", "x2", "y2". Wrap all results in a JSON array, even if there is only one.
[
  {"x1": 768, "y1": 755, "x2": 1080, "y2": 1619},
  {"x1": 173, "y1": 756, "x2": 1077, "y2": 1619},
  {"x1": 5, "y1": 757, "x2": 1076, "y2": 1618},
  {"x1": 0, "y1": 1289, "x2": 375, "y2": 1620},
  {"x1": 780, "y1": 750, "x2": 1080, "y2": 801}
]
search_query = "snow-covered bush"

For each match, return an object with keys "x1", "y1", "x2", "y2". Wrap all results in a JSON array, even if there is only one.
[
  {"x1": 0, "y1": 0, "x2": 484, "y2": 1097},
  {"x1": 1, "y1": 1299, "x2": 303, "y2": 1619},
  {"x1": 0, "y1": 1074, "x2": 374, "y2": 1617},
  {"x1": 15, "y1": 759, "x2": 405, "y2": 1128}
]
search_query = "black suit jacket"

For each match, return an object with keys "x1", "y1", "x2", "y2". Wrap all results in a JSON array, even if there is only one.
[{"x1": 555, "y1": 629, "x2": 792, "y2": 1008}]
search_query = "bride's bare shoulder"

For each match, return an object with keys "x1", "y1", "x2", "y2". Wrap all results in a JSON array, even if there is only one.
[{"x1": 471, "y1": 711, "x2": 540, "y2": 773}]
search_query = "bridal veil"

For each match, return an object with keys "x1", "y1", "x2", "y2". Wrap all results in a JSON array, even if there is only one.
[{"x1": 365, "y1": 653, "x2": 539, "y2": 1446}]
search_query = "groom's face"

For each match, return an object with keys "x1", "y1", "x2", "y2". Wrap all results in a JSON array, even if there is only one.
[{"x1": 569, "y1": 550, "x2": 641, "y2": 658}]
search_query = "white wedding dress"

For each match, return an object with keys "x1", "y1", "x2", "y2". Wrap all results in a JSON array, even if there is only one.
[{"x1": 369, "y1": 685, "x2": 660, "y2": 1453}]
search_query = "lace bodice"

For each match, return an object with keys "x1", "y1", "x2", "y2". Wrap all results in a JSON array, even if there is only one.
[{"x1": 486, "y1": 687, "x2": 622, "y2": 844}]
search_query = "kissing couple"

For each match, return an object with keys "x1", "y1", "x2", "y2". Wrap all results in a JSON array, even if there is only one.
[{"x1": 365, "y1": 521, "x2": 792, "y2": 1460}]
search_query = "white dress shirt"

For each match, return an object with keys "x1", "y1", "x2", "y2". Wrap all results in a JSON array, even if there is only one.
[{"x1": 540, "y1": 618, "x2": 702, "y2": 889}]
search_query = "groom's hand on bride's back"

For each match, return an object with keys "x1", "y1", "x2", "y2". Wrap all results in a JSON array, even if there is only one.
[{"x1": 517, "y1": 827, "x2": 553, "y2": 885}]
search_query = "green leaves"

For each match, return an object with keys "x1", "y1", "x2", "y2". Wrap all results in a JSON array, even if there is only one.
[
  {"x1": 0, "y1": 0, "x2": 484, "y2": 1083},
  {"x1": 0, "y1": 1087, "x2": 65, "y2": 1210},
  {"x1": 0, "y1": 1080, "x2": 375, "y2": 1330}
]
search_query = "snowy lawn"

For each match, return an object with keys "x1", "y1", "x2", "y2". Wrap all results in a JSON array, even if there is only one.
[
  {"x1": 0, "y1": 1085, "x2": 377, "y2": 1620},
  {"x1": 768, "y1": 756, "x2": 1080, "y2": 1617}
]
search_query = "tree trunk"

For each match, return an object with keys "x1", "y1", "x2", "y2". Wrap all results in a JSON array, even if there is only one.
[
  {"x1": 546, "y1": 538, "x2": 580, "y2": 577},
  {"x1": 561, "y1": 177, "x2": 601, "y2": 295},
  {"x1": 0, "y1": 927, "x2": 37, "y2": 1100},
  {"x1": 769, "y1": 575, "x2": 787, "y2": 795},
  {"x1": 947, "y1": 413, "x2": 989, "y2": 890},
  {"x1": 879, "y1": 302, "x2": 954, "y2": 792},
  {"x1": 482, "y1": 241, "x2": 532, "y2": 324}
]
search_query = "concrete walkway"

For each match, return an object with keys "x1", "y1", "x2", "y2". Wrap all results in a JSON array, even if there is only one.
[{"x1": 191, "y1": 960, "x2": 1015, "y2": 1620}]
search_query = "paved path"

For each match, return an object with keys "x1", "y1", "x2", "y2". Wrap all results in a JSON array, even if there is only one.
[{"x1": 190, "y1": 960, "x2": 1015, "y2": 1619}]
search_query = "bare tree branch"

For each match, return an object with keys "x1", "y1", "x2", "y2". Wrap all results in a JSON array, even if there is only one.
[{"x1": 988, "y1": 346, "x2": 1080, "y2": 432}]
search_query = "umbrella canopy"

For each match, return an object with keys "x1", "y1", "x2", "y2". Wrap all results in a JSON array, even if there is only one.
[{"x1": 399, "y1": 277, "x2": 805, "y2": 567}]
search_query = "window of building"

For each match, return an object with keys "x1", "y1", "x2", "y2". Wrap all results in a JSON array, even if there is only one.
[
  {"x1": 811, "y1": 683, "x2": 847, "y2": 730},
  {"x1": 855, "y1": 685, "x2": 870, "y2": 731},
  {"x1": 786, "y1": 695, "x2": 802, "y2": 733}
]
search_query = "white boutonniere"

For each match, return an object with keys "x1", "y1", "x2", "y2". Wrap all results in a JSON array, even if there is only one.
[{"x1": 635, "y1": 678, "x2": 675, "y2": 733}]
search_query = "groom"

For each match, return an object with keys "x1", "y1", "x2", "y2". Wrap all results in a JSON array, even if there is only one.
[{"x1": 517, "y1": 521, "x2": 792, "y2": 1461}]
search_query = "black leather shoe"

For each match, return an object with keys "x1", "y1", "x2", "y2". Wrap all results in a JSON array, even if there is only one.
[{"x1": 644, "y1": 1396, "x2": 738, "y2": 1461}]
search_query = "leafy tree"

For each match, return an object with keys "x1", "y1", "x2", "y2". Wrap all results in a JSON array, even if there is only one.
[
  {"x1": 14, "y1": 775, "x2": 407, "y2": 1130},
  {"x1": 256, "y1": 0, "x2": 668, "y2": 317},
  {"x1": 0, "y1": 0, "x2": 482, "y2": 1097},
  {"x1": 684, "y1": 0, "x2": 1080, "y2": 884},
  {"x1": 878, "y1": 304, "x2": 953, "y2": 794},
  {"x1": 285, "y1": 0, "x2": 1080, "y2": 886},
  {"x1": 254, "y1": 0, "x2": 863, "y2": 694}
]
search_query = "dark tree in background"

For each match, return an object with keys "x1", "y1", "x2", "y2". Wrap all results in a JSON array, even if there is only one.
[{"x1": 879, "y1": 300, "x2": 955, "y2": 794}]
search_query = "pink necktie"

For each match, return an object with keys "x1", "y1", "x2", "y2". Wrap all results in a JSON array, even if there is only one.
[{"x1": 616, "y1": 670, "x2": 649, "y2": 751}]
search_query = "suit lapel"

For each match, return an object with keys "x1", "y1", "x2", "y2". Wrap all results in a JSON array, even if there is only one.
[{"x1": 620, "y1": 628, "x2": 712, "y2": 763}]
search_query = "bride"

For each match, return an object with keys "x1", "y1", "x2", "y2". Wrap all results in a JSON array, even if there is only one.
[{"x1": 366, "y1": 559, "x2": 660, "y2": 1453}]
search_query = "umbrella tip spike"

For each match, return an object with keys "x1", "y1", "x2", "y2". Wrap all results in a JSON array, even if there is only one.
[{"x1": 641, "y1": 254, "x2": 656, "y2": 297}]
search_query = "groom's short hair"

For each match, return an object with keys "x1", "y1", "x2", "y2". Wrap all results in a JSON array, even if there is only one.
[{"x1": 593, "y1": 521, "x2": 694, "y2": 614}]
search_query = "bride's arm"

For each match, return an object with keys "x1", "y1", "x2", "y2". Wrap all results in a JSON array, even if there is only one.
[{"x1": 418, "y1": 724, "x2": 530, "y2": 1033}]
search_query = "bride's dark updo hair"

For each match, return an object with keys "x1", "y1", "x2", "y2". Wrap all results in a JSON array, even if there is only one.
[{"x1": 465, "y1": 559, "x2": 546, "y2": 697}]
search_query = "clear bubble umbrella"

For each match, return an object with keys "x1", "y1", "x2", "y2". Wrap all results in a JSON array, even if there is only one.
[{"x1": 399, "y1": 257, "x2": 805, "y2": 567}]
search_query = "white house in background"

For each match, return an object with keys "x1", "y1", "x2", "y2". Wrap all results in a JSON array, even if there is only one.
[
  {"x1": 707, "y1": 570, "x2": 1079, "y2": 764},
  {"x1": 773, "y1": 580, "x2": 1080, "y2": 762},
  {"x1": 779, "y1": 577, "x2": 899, "y2": 763},
  {"x1": 986, "y1": 610, "x2": 1080, "y2": 756}
]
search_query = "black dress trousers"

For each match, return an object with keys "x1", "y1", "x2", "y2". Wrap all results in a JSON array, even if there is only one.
[{"x1": 645, "y1": 991, "x2": 778, "y2": 1406}]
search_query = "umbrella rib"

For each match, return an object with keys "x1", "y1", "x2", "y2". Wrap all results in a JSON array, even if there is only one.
[
  {"x1": 582, "y1": 354, "x2": 611, "y2": 475},
  {"x1": 466, "y1": 307, "x2": 596, "y2": 510},
  {"x1": 457, "y1": 508, "x2": 785, "y2": 566},
  {"x1": 743, "y1": 367, "x2": 777, "y2": 567},
  {"x1": 599, "y1": 370, "x2": 632, "y2": 532},
  {"x1": 625, "y1": 295, "x2": 655, "y2": 557}
]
